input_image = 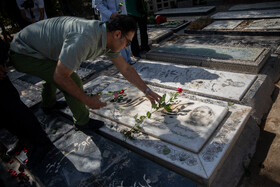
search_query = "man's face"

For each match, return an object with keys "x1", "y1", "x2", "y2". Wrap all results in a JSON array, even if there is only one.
[{"x1": 110, "y1": 30, "x2": 135, "y2": 52}]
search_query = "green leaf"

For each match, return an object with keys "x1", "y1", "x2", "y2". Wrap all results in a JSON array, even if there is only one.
[
  {"x1": 164, "y1": 105, "x2": 172, "y2": 112},
  {"x1": 146, "y1": 111, "x2": 151, "y2": 118},
  {"x1": 52, "y1": 129, "x2": 57, "y2": 134},
  {"x1": 140, "y1": 115, "x2": 146, "y2": 120},
  {"x1": 152, "y1": 104, "x2": 157, "y2": 109},
  {"x1": 228, "y1": 102, "x2": 234, "y2": 106},
  {"x1": 179, "y1": 157, "x2": 186, "y2": 161},
  {"x1": 134, "y1": 114, "x2": 138, "y2": 119},
  {"x1": 163, "y1": 147, "x2": 171, "y2": 155},
  {"x1": 160, "y1": 94, "x2": 166, "y2": 103}
]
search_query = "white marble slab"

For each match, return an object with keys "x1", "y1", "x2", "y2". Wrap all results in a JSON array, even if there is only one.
[
  {"x1": 244, "y1": 18, "x2": 280, "y2": 30},
  {"x1": 155, "y1": 6, "x2": 216, "y2": 16},
  {"x1": 145, "y1": 28, "x2": 173, "y2": 44},
  {"x1": 229, "y1": 1, "x2": 280, "y2": 11},
  {"x1": 61, "y1": 83, "x2": 252, "y2": 183},
  {"x1": 203, "y1": 20, "x2": 243, "y2": 30},
  {"x1": 82, "y1": 76, "x2": 228, "y2": 153},
  {"x1": 212, "y1": 9, "x2": 280, "y2": 20},
  {"x1": 129, "y1": 59, "x2": 257, "y2": 101}
]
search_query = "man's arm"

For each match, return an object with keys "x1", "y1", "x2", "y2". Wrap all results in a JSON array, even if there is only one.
[
  {"x1": 111, "y1": 56, "x2": 161, "y2": 105},
  {"x1": 54, "y1": 61, "x2": 106, "y2": 109}
]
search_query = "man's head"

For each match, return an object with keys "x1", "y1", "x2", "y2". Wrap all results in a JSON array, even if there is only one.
[{"x1": 106, "y1": 15, "x2": 137, "y2": 52}]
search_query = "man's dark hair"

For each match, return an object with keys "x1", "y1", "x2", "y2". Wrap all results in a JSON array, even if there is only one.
[{"x1": 106, "y1": 15, "x2": 137, "y2": 35}]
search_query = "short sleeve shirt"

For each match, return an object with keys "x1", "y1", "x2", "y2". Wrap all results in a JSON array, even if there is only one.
[{"x1": 10, "y1": 16, "x2": 121, "y2": 70}]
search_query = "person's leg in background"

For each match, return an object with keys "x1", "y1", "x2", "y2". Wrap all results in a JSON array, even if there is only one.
[
  {"x1": 138, "y1": 15, "x2": 150, "y2": 52},
  {"x1": 0, "y1": 76, "x2": 53, "y2": 167},
  {"x1": 130, "y1": 16, "x2": 141, "y2": 58}
]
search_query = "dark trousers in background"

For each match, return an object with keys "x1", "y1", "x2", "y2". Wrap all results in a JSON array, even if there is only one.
[
  {"x1": 0, "y1": 77, "x2": 50, "y2": 147},
  {"x1": 130, "y1": 15, "x2": 150, "y2": 57}
]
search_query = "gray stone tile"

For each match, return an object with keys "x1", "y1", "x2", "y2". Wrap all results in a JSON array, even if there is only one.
[
  {"x1": 245, "y1": 18, "x2": 280, "y2": 30},
  {"x1": 203, "y1": 20, "x2": 243, "y2": 30},
  {"x1": 155, "y1": 6, "x2": 216, "y2": 16},
  {"x1": 146, "y1": 37, "x2": 271, "y2": 73},
  {"x1": 212, "y1": 9, "x2": 280, "y2": 20},
  {"x1": 229, "y1": 1, "x2": 280, "y2": 11}
]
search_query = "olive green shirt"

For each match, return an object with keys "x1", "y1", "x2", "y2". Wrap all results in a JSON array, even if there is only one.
[{"x1": 10, "y1": 16, "x2": 121, "y2": 70}]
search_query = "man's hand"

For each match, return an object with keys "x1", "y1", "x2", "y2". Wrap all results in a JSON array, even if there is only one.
[
  {"x1": 145, "y1": 90, "x2": 161, "y2": 105},
  {"x1": 0, "y1": 64, "x2": 7, "y2": 80},
  {"x1": 86, "y1": 95, "x2": 107, "y2": 109}
]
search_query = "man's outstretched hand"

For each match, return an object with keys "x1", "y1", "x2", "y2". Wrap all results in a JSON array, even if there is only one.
[
  {"x1": 87, "y1": 95, "x2": 107, "y2": 110},
  {"x1": 145, "y1": 90, "x2": 161, "y2": 105}
]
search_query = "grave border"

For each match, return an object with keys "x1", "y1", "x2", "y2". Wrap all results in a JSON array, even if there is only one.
[{"x1": 146, "y1": 47, "x2": 271, "y2": 74}]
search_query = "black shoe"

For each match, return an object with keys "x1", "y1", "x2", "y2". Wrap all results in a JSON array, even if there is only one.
[
  {"x1": 74, "y1": 119, "x2": 104, "y2": 131},
  {"x1": 6, "y1": 140, "x2": 24, "y2": 156},
  {"x1": 42, "y1": 101, "x2": 68, "y2": 115}
]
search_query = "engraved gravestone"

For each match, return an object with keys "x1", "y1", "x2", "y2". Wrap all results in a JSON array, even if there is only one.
[
  {"x1": 148, "y1": 19, "x2": 190, "y2": 32},
  {"x1": 155, "y1": 6, "x2": 216, "y2": 16},
  {"x1": 203, "y1": 20, "x2": 243, "y2": 30},
  {"x1": 229, "y1": 1, "x2": 280, "y2": 11},
  {"x1": 146, "y1": 41, "x2": 271, "y2": 73},
  {"x1": 245, "y1": 18, "x2": 280, "y2": 30},
  {"x1": 128, "y1": 59, "x2": 257, "y2": 101},
  {"x1": 212, "y1": 9, "x2": 280, "y2": 20},
  {"x1": 65, "y1": 75, "x2": 255, "y2": 186},
  {"x1": 143, "y1": 28, "x2": 173, "y2": 44},
  {"x1": 82, "y1": 76, "x2": 228, "y2": 153}
]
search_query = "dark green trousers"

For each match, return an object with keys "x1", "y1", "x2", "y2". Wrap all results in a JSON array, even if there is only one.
[{"x1": 10, "y1": 53, "x2": 90, "y2": 125}]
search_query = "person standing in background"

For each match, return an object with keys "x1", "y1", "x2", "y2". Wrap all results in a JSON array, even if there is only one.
[
  {"x1": 95, "y1": 0, "x2": 135, "y2": 64},
  {"x1": 92, "y1": 0, "x2": 99, "y2": 20},
  {"x1": 126, "y1": 0, "x2": 150, "y2": 58},
  {"x1": 16, "y1": 0, "x2": 47, "y2": 27}
]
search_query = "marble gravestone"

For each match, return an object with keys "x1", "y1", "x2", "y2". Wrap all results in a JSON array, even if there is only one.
[
  {"x1": 146, "y1": 41, "x2": 271, "y2": 73},
  {"x1": 142, "y1": 28, "x2": 173, "y2": 45},
  {"x1": 148, "y1": 19, "x2": 190, "y2": 32},
  {"x1": 83, "y1": 76, "x2": 228, "y2": 153},
  {"x1": 154, "y1": 6, "x2": 216, "y2": 16},
  {"x1": 122, "y1": 59, "x2": 257, "y2": 101},
  {"x1": 203, "y1": 20, "x2": 243, "y2": 30},
  {"x1": 212, "y1": 9, "x2": 280, "y2": 20},
  {"x1": 244, "y1": 18, "x2": 280, "y2": 30},
  {"x1": 60, "y1": 75, "x2": 255, "y2": 186},
  {"x1": 229, "y1": 1, "x2": 280, "y2": 11}
]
